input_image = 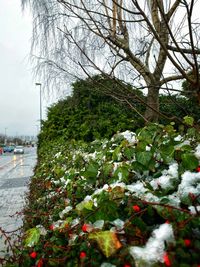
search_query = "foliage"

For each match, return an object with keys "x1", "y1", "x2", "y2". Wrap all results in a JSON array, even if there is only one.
[
  {"x1": 38, "y1": 76, "x2": 144, "y2": 145},
  {"x1": 4, "y1": 122, "x2": 200, "y2": 266},
  {"x1": 39, "y1": 76, "x2": 200, "y2": 150}
]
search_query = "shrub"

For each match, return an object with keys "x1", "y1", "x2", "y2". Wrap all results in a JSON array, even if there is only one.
[{"x1": 5, "y1": 123, "x2": 200, "y2": 267}]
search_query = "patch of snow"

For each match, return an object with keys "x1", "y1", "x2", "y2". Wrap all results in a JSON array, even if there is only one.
[
  {"x1": 150, "y1": 163, "x2": 178, "y2": 190},
  {"x1": 93, "y1": 220, "x2": 104, "y2": 229},
  {"x1": 174, "y1": 135, "x2": 182, "y2": 141},
  {"x1": 195, "y1": 144, "x2": 200, "y2": 159},
  {"x1": 178, "y1": 171, "x2": 200, "y2": 199},
  {"x1": 119, "y1": 130, "x2": 137, "y2": 144},
  {"x1": 127, "y1": 181, "x2": 147, "y2": 196},
  {"x1": 101, "y1": 263, "x2": 116, "y2": 267},
  {"x1": 130, "y1": 223, "x2": 174, "y2": 266},
  {"x1": 111, "y1": 219, "x2": 125, "y2": 229},
  {"x1": 59, "y1": 206, "x2": 73, "y2": 219},
  {"x1": 146, "y1": 145, "x2": 151, "y2": 151},
  {"x1": 188, "y1": 205, "x2": 200, "y2": 214}
]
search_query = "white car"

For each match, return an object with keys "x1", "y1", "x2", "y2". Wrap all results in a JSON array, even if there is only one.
[{"x1": 14, "y1": 146, "x2": 24, "y2": 154}]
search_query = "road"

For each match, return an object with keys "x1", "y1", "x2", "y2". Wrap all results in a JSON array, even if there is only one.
[{"x1": 0, "y1": 147, "x2": 37, "y2": 255}]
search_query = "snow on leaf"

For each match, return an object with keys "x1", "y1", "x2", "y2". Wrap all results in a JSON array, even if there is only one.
[
  {"x1": 89, "y1": 231, "x2": 122, "y2": 257},
  {"x1": 24, "y1": 228, "x2": 40, "y2": 247},
  {"x1": 129, "y1": 223, "x2": 174, "y2": 266}
]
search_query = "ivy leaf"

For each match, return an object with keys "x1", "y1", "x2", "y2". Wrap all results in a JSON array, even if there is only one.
[
  {"x1": 112, "y1": 146, "x2": 122, "y2": 161},
  {"x1": 124, "y1": 147, "x2": 135, "y2": 160},
  {"x1": 83, "y1": 162, "x2": 99, "y2": 178},
  {"x1": 76, "y1": 200, "x2": 94, "y2": 214},
  {"x1": 24, "y1": 228, "x2": 40, "y2": 247},
  {"x1": 89, "y1": 231, "x2": 122, "y2": 257},
  {"x1": 160, "y1": 144, "x2": 174, "y2": 163},
  {"x1": 181, "y1": 153, "x2": 199, "y2": 170},
  {"x1": 136, "y1": 151, "x2": 153, "y2": 166}
]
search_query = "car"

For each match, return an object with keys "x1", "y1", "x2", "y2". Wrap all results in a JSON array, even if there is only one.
[
  {"x1": 13, "y1": 146, "x2": 24, "y2": 154},
  {"x1": 3, "y1": 146, "x2": 15, "y2": 153}
]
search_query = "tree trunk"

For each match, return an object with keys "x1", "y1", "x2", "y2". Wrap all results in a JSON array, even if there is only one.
[{"x1": 144, "y1": 86, "x2": 160, "y2": 122}]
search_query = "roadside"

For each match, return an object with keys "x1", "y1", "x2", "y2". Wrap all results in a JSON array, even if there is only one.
[{"x1": 0, "y1": 148, "x2": 37, "y2": 257}]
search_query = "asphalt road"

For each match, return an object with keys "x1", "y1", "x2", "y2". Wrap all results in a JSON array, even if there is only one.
[{"x1": 0, "y1": 147, "x2": 37, "y2": 255}]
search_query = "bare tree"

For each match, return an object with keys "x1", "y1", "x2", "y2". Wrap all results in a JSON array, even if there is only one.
[{"x1": 22, "y1": 0, "x2": 200, "y2": 122}]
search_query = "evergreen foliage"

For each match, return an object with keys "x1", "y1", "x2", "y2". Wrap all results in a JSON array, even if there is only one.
[{"x1": 39, "y1": 76, "x2": 144, "y2": 144}]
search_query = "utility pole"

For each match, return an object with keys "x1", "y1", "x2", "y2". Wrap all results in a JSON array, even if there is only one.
[{"x1": 35, "y1": 83, "x2": 42, "y2": 131}]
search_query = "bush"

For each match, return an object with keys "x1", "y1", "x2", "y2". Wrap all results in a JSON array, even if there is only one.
[
  {"x1": 4, "y1": 123, "x2": 200, "y2": 267},
  {"x1": 38, "y1": 76, "x2": 144, "y2": 145}
]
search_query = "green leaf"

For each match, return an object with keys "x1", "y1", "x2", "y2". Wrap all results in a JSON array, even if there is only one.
[
  {"x1": 135, "y1": 151, "x2": 153, "y2": 166},
  {"x1": 181, "y1": 153, "x2": 199, "y2": 170},
  {"x1": 160, "y1": 197, "x2": 170, "y2": 204},
  {"x1": 89, "y1": 231, "x2": 122, "y2": 257},
  {"x1": 124, "y1": 147, "x2": 135, "y2": 160},
  {"x1": 137, "y1": 128, "x2": 153, "y2": 144},
  {"x1": 76, "y1": 200, "x2": 94, "y2": 214},
  {"x1": 83, "y1": 162, "x2": 99, "y2": 178},
  {"x1": 24, "y1": 228, "x2": 40, "y2": 247},
  {"x1": 160, "y1": 144, "x2": 175, "y2": 163},
  {"x1": 112, "y1": 146, "x2": 122, "y2": 161},
  {"x1": 113, "y1": 165, "x2": 130, "y2": 181}
]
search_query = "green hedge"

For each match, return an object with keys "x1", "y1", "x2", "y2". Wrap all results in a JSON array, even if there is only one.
[{"x1": 5, "y1": 122, "x2": 200, "y2": 267}]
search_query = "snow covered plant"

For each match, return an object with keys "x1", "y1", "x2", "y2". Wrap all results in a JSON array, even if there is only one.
[{"x1": 8, "y1": 123, "x2": 200, "y2": 267}]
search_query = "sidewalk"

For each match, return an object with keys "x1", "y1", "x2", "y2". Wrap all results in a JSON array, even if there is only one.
[{"x1": 0, "y1": 150, "x2": 36, "y2": 256}]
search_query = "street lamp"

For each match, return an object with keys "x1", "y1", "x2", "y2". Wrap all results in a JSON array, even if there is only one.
[
  {"x1": 4, "y1": 127, "x2": 7, "y2": 145},
  {"x1": 35, "y1": 83, "x2": 42, "y2": 130}
]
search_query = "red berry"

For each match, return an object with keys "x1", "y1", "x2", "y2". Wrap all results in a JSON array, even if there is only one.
[
  {"x1": 189, "y1": 192, "x2": 196, "y2": 201},
  {"x1": 163, "y1": 252, "x2": 171, "y2": 267},
  {"x1": 30, "y1": 251, "x2": 37, "y2": 259},
  {"x1": 184, "y1": 239, "x2": 191, "y2": 247},
  {"x1": 81, "y1": 224, "x2": 88, "y2": 232},
  {"x1": 124, "y1": 264, "x2": 131, "y2": 267},
  {"x1": 165, "y1": 220, "x2": 170, "y2": 224},
  {"x1": 49, "y1": 224, "x2": 54, "y2": 230},
  {"x1": 37, "y1": 258, "x2": 43, "y2": 267},
  {"x1": 80, "y1": 251, "x2": 87, "y2": 259},
  {"x1": 132, "y1": 205, "x2": 140, "y2": 212},
  {"x1": 196, "y1": 166, "x2": 200, "y2": 172}
]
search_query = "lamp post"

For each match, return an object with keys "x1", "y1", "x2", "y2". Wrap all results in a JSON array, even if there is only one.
[
  {"x1": 35, "y1": 83, "x2": 42, "y2": 130},
  {"x1": 4, "y1": 127, "x2": 7, "y2": 145}
]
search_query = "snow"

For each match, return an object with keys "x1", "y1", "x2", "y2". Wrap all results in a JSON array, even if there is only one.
[
  {"x1": 127, "y1": 181, "x2": 147, "y2": 196},
  {"x1": 119, "y1": 130, "x2": 137, "y2": 144},
  {"x1": 111, "y1": 219, "x2": 125, "y2": 229},
  {"x1": 150, "y1": 163, "x2": 178, "y2": 190},
  {"x1": 178, "y1": 171, "x2": 200, "y2": 200},
  {"x1": 174, "y1": 135, "x2": 182, "y2": 141},
  {"x1": 188, "y1": 205, "x2": 200, "y2": 214},
  {"x1": 130, "y1": 223, "x2": 174, "y2": 266},
  {"x1": 101, "y1": 263, "x2": 116, "y2": 267},
  {"x1": 59, "y1": 206, "x2": 73, "y2": 219},
  {"x1": 195, "y1": 144, "x2": 200, "y2": 159}
]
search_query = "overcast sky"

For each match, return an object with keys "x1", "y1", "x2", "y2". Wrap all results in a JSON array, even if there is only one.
[{"x1": 0, "y1": 0, "x2": 60, "y2": 137}]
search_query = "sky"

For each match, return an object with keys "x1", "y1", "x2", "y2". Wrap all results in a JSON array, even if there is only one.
[{"x1": 0, "y1": 0, "x2": 60, "y2": 137}]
